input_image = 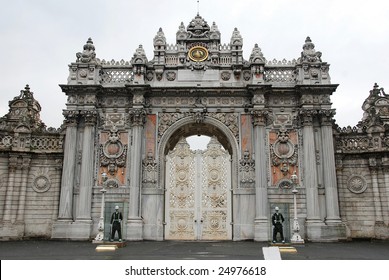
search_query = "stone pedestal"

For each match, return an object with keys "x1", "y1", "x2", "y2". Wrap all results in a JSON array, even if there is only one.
[
  {"x1": 51, "y1": 220, "x2": 92, "y2": 240},
  {"x1": 306, "y1": 221, "x2": 347, "y2": 241},
  {"x1": 254, "y1": 219, "x2": 270, "y2": 241},
  {"x1": 0, "y1": 222, "x2": 25, "y2": 240},
  {"x1": 125, "y1": 218, "x2": 143, "y2": 241}
]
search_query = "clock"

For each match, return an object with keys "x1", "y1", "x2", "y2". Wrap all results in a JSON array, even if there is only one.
[{"x1": 188, "y1": 46, "x2": 208, "y2": 62}]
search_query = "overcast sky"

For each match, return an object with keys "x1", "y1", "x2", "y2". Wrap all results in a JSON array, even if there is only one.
[{"x1": 1, "y1": 0, "x2": 388, "y2": 130}]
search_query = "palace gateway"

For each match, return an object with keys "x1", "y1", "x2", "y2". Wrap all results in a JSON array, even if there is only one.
[{"x1": 1, "y1": 15, "x2": 388, "y2": 241}]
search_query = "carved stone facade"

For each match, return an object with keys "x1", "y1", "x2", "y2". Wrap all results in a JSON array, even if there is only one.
[{"x1": 1, "y1": 15, "x2": 388, "y2": 241}]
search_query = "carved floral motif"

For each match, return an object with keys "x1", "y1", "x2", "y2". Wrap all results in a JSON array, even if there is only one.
[
  {"x1": 347, "y1": 174, "x2": 367, "y2": 194},
  {"x1": 270, "y1": 128, "x2": 298, "y2": 176}
]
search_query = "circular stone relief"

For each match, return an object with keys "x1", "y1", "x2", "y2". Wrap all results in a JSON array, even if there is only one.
[
  {"x1": 347, "y1": 175, "x2": 367, "y2": 194},
  {"x1": 273, "y1": 140, "x2": 294, "y2": 159},
  {"x1": 103, "y1": 140, "x2": 124, "y2": 159},
  {"x1": 277, "y1": 179, "x2": 293, "y2": 189},
  {"x1": 32, "y1": 175, "x2": 51, "y2": 193}
]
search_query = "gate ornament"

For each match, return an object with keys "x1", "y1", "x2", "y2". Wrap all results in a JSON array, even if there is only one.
[
  {"x1": 99, "y1": 131, "x2": 127, "y2": 176},
  {"x1": 270, "y1": 128, "x2": 298, "y2": 176}
]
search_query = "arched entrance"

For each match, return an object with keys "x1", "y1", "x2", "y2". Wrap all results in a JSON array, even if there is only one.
[{"x1": 158, "y1": 117, "x2": 239, "y2": 240}]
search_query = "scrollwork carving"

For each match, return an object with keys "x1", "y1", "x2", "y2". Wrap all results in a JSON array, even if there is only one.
[
  {"x1": 239, "y1": 150, "x2": 255, "y2": 187},
  {"x1": 99, "y1": 131, "x2": 127, "y2": 176},
  {"x1": 129, "y1": 109, "x2": 147, "y2": 127},
  {"x1": 270, "y1": 128, "x2": 298, "y2": 176}
]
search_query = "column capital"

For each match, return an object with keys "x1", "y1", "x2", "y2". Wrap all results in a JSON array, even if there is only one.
[
  {"x1": 318, "y1": 109, "x2": 336, "y2": 126},
  {"x1": 63, "y1": 110, "x2": 79, "y2": 126},
  {"x1": 298, "y1": 109, "x2": 318, "y2": 126},
  {"x1": 251, "y1": 110, "x2": 270, "y2": 126},
  {"x1": 129, "y1": 108, "x2": 147, "y2": 127},
  {"x1": 80, "y1": 110, "x2": 98, "y2": 126},
  {"x1": 8, "y1": 155, "x2": 18, "y2": 172}
]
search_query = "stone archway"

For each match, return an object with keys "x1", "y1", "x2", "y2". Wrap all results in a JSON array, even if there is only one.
[{"x1": 157, "y1": 116, "x2": 239, "y2": 240}]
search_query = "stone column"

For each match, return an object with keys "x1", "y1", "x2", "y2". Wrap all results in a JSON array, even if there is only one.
[
  {"x1": 76, "y1": 111, "x2": 96, "y2": 222},
  {"x1": 57, "y1": 115, "x2": 78, "y2": 221},
  {"x1": 251, "y1": 110, "x2": 269, "y2": 241},
  {"x1": 16, "y1": 156, "x2": 31, "y2": 222},
  {"x1": 369, "y1": 159, "x2": 384, "y2": 224},
  {"x1": 382, "y1": 165, "x2": 389, "y2": 225},
  {"x1": 320, "y1": 111, "x2": 342, "y2": 223},
  {"x1": 126, "y1": 108, "x2": 146, "y2": 240},
  {"x1": 2, "y1": 156, "x2": 18, "y2": 222},
  {"x1": 300, "y1": 110, "x2": 322, "y2": 223}
]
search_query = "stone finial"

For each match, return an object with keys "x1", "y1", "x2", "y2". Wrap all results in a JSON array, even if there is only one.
[
  {"x1": 154, "y1": 27, "x2": 166, "y2": 47},
  {"x1": 249, "y1": 43, "x2": 265, "y2": 63},
  {"x1": 230, "y1": 28, "x2": 243, "y2": 46},
  {"x1": 19, "y1": 84, "x2": 34, "y2": 100},
  {"x1": 360, "y1": 83, "x2": 389, "y2": 127},
  {"x1": 187, "y1": 14, "x2": 210, "y2": 38},
  {"x1": 176, "y1": 22, "x2": 188, "y2": 41},
  {"x1": 301, "y1": 36, "x2": 322, "y2": 63},
  {"x1": 131, "y1": 44, "x2": 148, "y2": 64},
  {"x1": 76, "y1": 37, "x2": 98, "y2": 63},
  {"x1": 3, "y1": 85, "x2": 46, "y2": 132},
  {"x1": 210, "y1": 21, "x2": 221, "y2": 40}
]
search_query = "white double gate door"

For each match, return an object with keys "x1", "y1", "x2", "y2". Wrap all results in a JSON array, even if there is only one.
[{"x1": 165, "y1": 137, "x2": 232, "y2": 240}]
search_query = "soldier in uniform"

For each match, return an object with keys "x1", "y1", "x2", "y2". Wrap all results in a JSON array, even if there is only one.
[
  {"x1": 110, "y1": 205, "x2": 123, "y2": 242},
  {"x1": 272, "y1": 206, "x2": 285, "y2": 243}
]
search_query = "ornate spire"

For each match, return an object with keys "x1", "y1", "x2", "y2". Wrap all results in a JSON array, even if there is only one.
[
  {"x1": 230, "y1": 28, "x2": 243, "y2": 46},
  {"x1": 154, "y1": 27, "x2": 166, "y2": 48},
  {"x1": 176, "y1": 22, "x2": 188, "y2": 41},
  {"x1": 249, "y1": 43, "x2": 265, "y2": 63},
  {"x1": 301, "y1": 36, "x2": 322, "y2": 63},
  {"x1": 76, "y1": 37, "x2": 98, "y2": 63},
  {"x1": 209, "y1": 21, "x2": 221, "y2": 40},
  {"x1": 187, "y1": 14, "x2": 210, "y2": 38},
  {"x1": 131, "y1": 44, "x2": 148, "y2": 64},
  {"x1": 1, "y1": 85, "x2": 45, "y2": 132}
]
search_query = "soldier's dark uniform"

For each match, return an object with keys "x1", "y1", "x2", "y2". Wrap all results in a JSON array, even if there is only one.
[
  {"x1": 272, "y1": 210, "x2": 285, "y2": 243},
  {"x1": 110, "y1": 210, "x2": 123, "y2": 241}
]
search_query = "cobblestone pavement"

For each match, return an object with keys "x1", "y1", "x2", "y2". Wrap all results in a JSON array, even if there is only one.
[{"x1": 1, "y1": 240, "x2": 389, "y2": 260}]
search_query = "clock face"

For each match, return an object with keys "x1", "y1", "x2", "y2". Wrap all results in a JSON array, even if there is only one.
[{"x1": 188, "y1": 46, "x2": 208, "y2": 62}]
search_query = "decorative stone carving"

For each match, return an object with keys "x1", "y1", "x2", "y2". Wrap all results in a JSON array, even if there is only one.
[
  {"x1": 103, "y1": 113, "x2": 126, "y2": 130},
  {"x1": 146, "y1": 71, "x2": 154, "y2": 81},
  {"x1": 243, "y1": 71, "x2": 251, "y2": 81},
  {"x1": 270, "y1": 128, "x2": 298, "y2": 176},
  {"x1": 129, "y1": 109, "x2": 146, "y2": 127},
  {"x1": 187, "y1": 14, "x2": 210, "y2": 39},
  {"x1": 249, "y1": 43, "x2": 265, "y2": 63},
  {"x1": 207, "y1": 112, "x2": 239, "y2": 141},
  {"x1": 221, "y1": 71, "x2": 231, "y2": 81},
  {"x1": 239, "y1": 150, "x2": 255, "y2": 187},
  {"x1": 76, "y1": 38, "x2": 98, "y2": 63},
  {"x1": 142, "y1": 151, "x2": 158, "y2": 187},
  {"x1": 277, "y1": 178, "x2": 293, "y2": 189},
  {"x1": 32, "y1": 175, "x2": 51, "y2": 193},
  {"x1": 300, "y1": 37, "x2": 322, "y2": 63},
  {"x1": 251, "y1": 110, "x2": 269, "y2": 126},
  {"x1": 99, "y1": 131, "x2": 127, "y2": 176},
  {"x1": 347, "y1": 174, "x2": 367, "y2": 194},
  {"x1": 166, "y1": 71, "x2": 176, "y2": 81}
]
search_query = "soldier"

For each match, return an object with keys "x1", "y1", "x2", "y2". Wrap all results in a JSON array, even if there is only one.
[
  {"x1": 272, "y1": 206, "x2": 285, "y2": 243},
  {"x1": 110, "y1": 205, "x2": 123, "y2": 242}
]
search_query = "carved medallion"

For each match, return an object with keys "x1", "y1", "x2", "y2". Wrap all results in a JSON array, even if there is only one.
[
  {"x1": 32, "y1": 175, "x2": 51, "y2": 193},
  {"x1": 347, "y1": 175, "x2": 367, "y2": 194}
]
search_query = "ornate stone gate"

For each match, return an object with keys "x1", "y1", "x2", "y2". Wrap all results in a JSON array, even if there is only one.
[{"x1": 165, "y1": 137, "x2": 231, "y2": 240}]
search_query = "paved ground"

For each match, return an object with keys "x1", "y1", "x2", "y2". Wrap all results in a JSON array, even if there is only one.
[{"x1": 1, "y1": 239, "x2": 389, "y2": 260}]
